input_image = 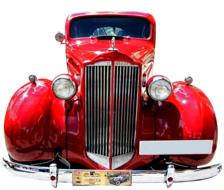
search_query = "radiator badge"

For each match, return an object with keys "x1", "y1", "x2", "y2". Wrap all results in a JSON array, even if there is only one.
[{"x1": 72, "y1": 170, "x2": 132, "y2": 186}]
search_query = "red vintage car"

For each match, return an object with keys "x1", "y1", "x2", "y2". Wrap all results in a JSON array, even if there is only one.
[{"x1": 3, "y1": 11, "x2": 221, "y2": 187}]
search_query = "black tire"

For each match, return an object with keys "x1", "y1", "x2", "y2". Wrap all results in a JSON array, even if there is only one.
[{"x1": 115, "y1": 181, "x2": 121, "y2": 186}]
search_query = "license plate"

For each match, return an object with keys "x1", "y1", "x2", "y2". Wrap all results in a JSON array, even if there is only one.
[{"x1": 72, "y1": 170, "x2": 132, "y2": 186}]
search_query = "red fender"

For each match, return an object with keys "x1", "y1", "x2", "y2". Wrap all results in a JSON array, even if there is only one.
[
  {"x1": 154, "y1": 81, "x2": 217, "y2": 166},
  {"x1": 4, "y1": 79, "x2": 64, "y2": 162},
  {"x1": 4, "y1": 78, "x2": 83, "y2": 165}
]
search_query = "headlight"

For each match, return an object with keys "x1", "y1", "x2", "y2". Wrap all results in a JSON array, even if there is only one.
[
  {"x1": 147, "y1": 77, "x2": 172, "y2": 101},
  {"x1": 52, "y1": 75, "x2": 77, "y2": 100}
]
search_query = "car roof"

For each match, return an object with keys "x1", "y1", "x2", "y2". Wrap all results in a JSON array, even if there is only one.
[{"x1": 67, "y1": 11, "x2": 155, "y2": 24}]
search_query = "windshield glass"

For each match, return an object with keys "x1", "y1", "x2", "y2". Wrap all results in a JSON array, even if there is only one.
[{"x1": 70, "y1": 16, "x2": 150, "y2": 39}]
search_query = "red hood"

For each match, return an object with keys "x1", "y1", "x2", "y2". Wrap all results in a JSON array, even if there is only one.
[{"x1": 66, "y1": 38, "x2": 155, "y2": 65}]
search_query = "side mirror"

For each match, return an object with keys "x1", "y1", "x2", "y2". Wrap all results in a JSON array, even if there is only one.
[{"x1": 55, "y1": 32, "x2": 65, "y2": 43}]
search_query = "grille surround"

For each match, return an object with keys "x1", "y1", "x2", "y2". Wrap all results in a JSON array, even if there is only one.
[{"x1": 85, "y1": 61, "x2": 139, "y2": 169}]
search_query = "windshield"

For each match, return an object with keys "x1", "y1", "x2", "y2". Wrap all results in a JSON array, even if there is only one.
[{"x1": 70, "y1": 16, "x2": 150, "y2": 39}]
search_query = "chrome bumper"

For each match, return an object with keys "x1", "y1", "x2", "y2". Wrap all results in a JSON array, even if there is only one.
[{"x1": 2, "y1": 158, "x2": 222, "y2": 188}]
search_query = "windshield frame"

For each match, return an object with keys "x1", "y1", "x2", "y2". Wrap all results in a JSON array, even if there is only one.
[{"x1": 69, "y1": 15, "x2": 152, "y2": 40}]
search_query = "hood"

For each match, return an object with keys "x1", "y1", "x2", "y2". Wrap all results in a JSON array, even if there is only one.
[{"x1": 66, "y1": 38, "x2": 155, "y2": 65}]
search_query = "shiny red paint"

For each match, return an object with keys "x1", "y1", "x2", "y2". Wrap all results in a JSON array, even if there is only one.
[
  {"x1": 4, "y1": 12, "x2": 217, "y2": 169},
  {"x1": 4, "y1": 79, "x2": 54, "y2": 161}
]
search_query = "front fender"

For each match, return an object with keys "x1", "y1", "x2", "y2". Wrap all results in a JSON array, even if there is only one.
[
  {"x1": 154, "y1": 81, "x2": 217, "y2": 166},
  {"x1": 4, "y1": 79, "x2": 55, "y2": 162}
]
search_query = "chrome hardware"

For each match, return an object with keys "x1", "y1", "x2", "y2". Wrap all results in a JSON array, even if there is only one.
[
  {"x1": 85, "y1": 62, "x2": 111, "y2": 158},
  {"x1": 85, "y1": 61, "x2": 139, "y2": 169},
  {"x1": 55, "y1": 32, "x2": 65, "y2": 44},
  {"x1": 184, "y1": 76, "x2": 193, "y2": 85},
  {"x1": 29, "y1": 74, "x2": 37, "y2": 84},
  {"x1": 3, "y1": 158, "x2": 222, "y2": 188},
  {"x1": 165, "y1": 164, "x2": 175, "y2": 188},
  {"x1": 108, "y1": 36, "x2": 118, "y2": 51},
  {"x1": 49, "y1": 163, "x2": 58, "y2": 187}
]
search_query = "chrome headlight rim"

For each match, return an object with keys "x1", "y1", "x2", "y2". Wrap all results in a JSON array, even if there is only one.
[
  {"x1": 147, "y1": 76, "x2": 172, "y2": 101},
  {"x1": 52, "y1": 75, "x2": 77, "y2": 100}
]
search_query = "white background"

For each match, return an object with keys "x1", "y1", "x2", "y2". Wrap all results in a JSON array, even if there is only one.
[{"x1": 0, "y1": 0, "x2": 223, "y2": 189}]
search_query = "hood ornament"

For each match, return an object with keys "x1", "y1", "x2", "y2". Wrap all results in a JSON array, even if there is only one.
[{"x1": 108, "y1": 36, "x2": 118, "y2": 51}]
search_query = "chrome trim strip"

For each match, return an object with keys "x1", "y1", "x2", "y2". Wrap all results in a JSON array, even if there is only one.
[
  {"x1": 99, "y1": 66, "x2": 103, "y2": 155},
  {"x1": 125, "y1": 66, "x2": 131, "y2": 153},
  {"x1": 139, "y1": 140, "x2": 213, "y2": 155},
  {"x1": 114, "y1": 61, "x2": 138, "y2": 66},
  {"x1": 89, "y1": 61, "x2": 112, "y2": 66},
  {"x1": 93, "y1": 66, "x2": 97, "y2": 153},
  {"x1": 133, "y1": 65, "x2": 139, "y2": 152},
  {"x1": 106, "y1": 65, "x2": 110, "y2": 156},
  {"x1": 3, "y1": 158, "x2": 222, "y2": 188}
]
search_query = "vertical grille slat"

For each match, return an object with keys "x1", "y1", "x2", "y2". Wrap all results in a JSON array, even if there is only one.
[
  {"x1": 127, "y1": 67, "x2": 134, "y2": 153},
  {"x1": 106, "y1": 66, "x2": 111, "y2": 156},
  {"x1": 85, "y1": 61, "x2": 139, "y2": 168},
  {"x1": 130, "y1": 67, "x2": 135, "y2": 152},
  {"x1": 113, "y1": 66, "x2": 118, "y2": 156},
  {"x1": 124, "y1": 67, "x2": 129, "y2": 154},
  {"x1": 100, "y1": 67, "x2": 103, "y2": 155},
  {"x1": 102, "y1": 66, "x2": 105, "y2": 156},
  {"x1": 93, "y1": 67, "x2": 97, "y2": 153},
  {"x1": 118, "y1": 67, "x2": 123, "y2": 156},
  {"x1": 125, "y1": 67, "x2": 131, "y2": 153},
  {"x1": 120, "y1": 66, "x2": 125, "y2": 155},
  {"x1": 130, "y1": 67, "x2": 139, "y2": 152},
  {"x1": 113, "y1": 67, "x2": 122, "y2": 155},
  {"x1": 85, "y1": 67, "x2": 89, "y2": 151},
  {"x1": 97, "y1": 67, "x2": 100, "y2": 154}
]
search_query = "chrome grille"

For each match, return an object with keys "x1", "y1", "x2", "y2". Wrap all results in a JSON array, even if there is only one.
[
  {"x1": 85, "y1": 61, "x2": 139, "y2": 169},
  {"x1": 113, "y1": 62, "x2": 139, "y2": 156},
  {"x1": 85, "y1": 61, "x2": 111, "y2": 157}
]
